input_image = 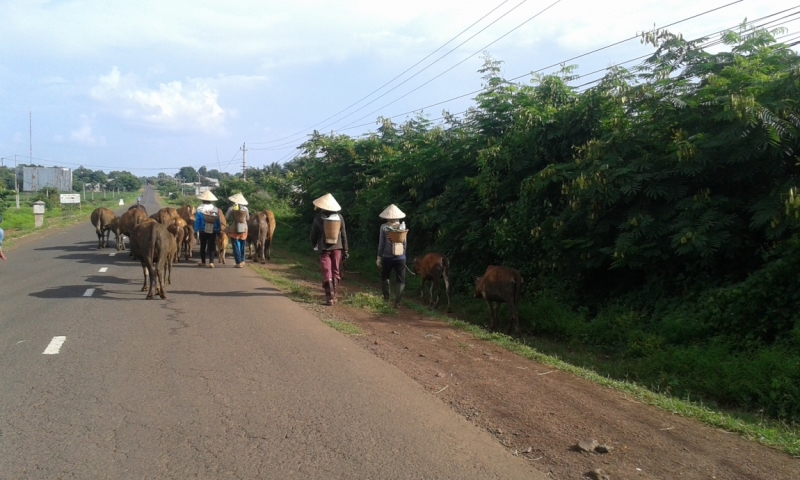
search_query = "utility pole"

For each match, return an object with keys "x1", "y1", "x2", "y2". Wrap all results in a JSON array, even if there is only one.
[
  {"x1": 14, "y1": 155, "x2": 19, "y2": 209},
  {"x1": 83, "y1": 183, "x2": 86, "y2": 202},
  {"x1": 241, "y1": 142, "x2": 247, "y2": 180}
]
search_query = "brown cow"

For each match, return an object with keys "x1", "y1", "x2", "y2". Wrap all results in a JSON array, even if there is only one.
[
  {"x1": 176, "y1": 204, "x2": 195, "y2": 225},
  {"x1": 412, "y1": 253, "x2": 452, "y2": 312},
  {"x1": 116, "y1": 207, "x2": 147, "y2": 252},
  {"x1": 129, "y1": 219, "x2": 176, "y2": 299},
  {"x1": 474, "y1": 265, "x2": 523, "y2": 336},
  {"x1": 150, "y1": 207, "x2": 180, "y2": 226},
  {"x1": 167, "y1": 216, "x2": 188, "y2": 263},
  {"x1": 128, "y1": 204, "x2": 147, "y2": 216},
  {"x1": 183, "y1": 224, "x2": 194, "y2": 260},
  {"x1": 90, "y1": 207, "x2": 116, "y2": 249},
  {"x1": 247, "y1": 210, "x2": 276, "y2": 263}
]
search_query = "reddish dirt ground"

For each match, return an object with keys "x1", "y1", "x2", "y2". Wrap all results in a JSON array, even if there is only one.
[{"x1": 260, "y1": 259, "x2": 799, "y2": 479}]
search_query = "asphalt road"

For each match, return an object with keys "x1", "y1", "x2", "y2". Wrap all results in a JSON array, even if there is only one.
[{"x1": 0, "y1": 187, "x2": 544, "y2": 479}]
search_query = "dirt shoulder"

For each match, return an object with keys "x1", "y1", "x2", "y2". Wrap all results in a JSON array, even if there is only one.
[{"x1": 250, "y1": 253, "x2": 799, "y2": 480}]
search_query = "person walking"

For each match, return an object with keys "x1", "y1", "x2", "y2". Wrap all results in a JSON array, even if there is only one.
[
  {"x1": 310, "y1": 193, "x2": 349, "y2": 306},
  {"x1": 193, "y1": 190, "x2": 221, "y2": 268},
  {"x1": 225, "y1": 193, "x2": 250, "y2": 268},
  {"x1": 377, "y1": 204, "x2": 408, "y2": 308},
  {"x1": 0, "y1": 214, "x2": 6, "y2": 261}
]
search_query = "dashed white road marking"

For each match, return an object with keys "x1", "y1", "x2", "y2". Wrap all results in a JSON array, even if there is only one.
[
  {"x1": 83, "y1": 288, "x2": 96, "y2": 297},
  {"x1": 43, "y1": 336, "x2": 66, "y2": 354},
  {"x1": 109, "y1": 252, "x2": 116, "y2": 257},
  {"x1": 99, "y1": 267, "x2": 108, "y2": 273}
]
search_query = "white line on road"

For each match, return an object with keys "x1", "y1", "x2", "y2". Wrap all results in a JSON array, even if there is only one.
[
  {"x1": 99, "y1": 267, "x2": 108, "y2": 273},
  {"x1": 43, "y1": 336, "x2": 66, "y2": 354},
  {"x1": 83, "y1": 288, "x2": 95, "y2": 297},
  {"x1": 109, "y1": 252, "x2": 116, "y2": 256}
]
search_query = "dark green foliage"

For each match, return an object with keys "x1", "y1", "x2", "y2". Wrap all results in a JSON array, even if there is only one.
[{"x1": 264, "y1": 26, "x2": 800, "y2": 421}]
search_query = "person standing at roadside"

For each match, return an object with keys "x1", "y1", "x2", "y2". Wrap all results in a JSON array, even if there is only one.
[
  {"x1": 193, "y1": 191, "x2": 221, "y2": 268},
  {"x1": 225, "y1": 193, "x2": 250, "y2": 268},
  {"x1": 309, "y1": 193, "x2": 349, "y2": 306},
  {"x1": 377, "y1": 204, "x2": 408, "y2": 308},
  {"x1": 0, "y1": 214, "x2": 6, "y2": 261}
]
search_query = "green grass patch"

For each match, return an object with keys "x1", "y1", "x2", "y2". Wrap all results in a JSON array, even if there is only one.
[
  {"x1": 323, "y1": 319, "x2": 363, "y2": 336},
  {"x1": 2, "y1": 192, "x2": 139, "y2": 246},
  {"x1": 341, "y1": 291, "x2": 396, "y2": 316},
  {"x1": 250, "y1": 264, "x2": 314, "y2": 303}
]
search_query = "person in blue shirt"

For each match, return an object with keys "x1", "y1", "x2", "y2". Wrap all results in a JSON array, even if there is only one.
[
  {"x1": 193, "y1": 191, "x2": 221, "y2": 268},
  {"x1": 0, "y1": 213, "x2": 6, "y2": 261}
]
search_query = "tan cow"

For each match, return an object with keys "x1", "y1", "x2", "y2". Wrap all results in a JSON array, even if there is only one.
[
  {"x1": 474, "y1": 265, "x2": 523, "y2": 336},
  {"x1": 246, "y1": 210, "x2": 277, "y2": 263},
  {"x1": 177, "y1": 204, "x2": 195, "y2": 225},
  {"x1": 116, "y1": 208, "x2": 147, "y2": 252},
  {"x1": 90, "y1": 207, "x2": 116, "y2": 249},
  {"x1": 167, "y1": 216, "x2": 188, "y2": 263},
  {"x1": 216, "y1": 230, "x2": 229, "y2": 264}
]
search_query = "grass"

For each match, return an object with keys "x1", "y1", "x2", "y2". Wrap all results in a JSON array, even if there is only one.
[
  {"x1": 1, "y1": 192, "x2": 139, "y2": 247},
  {"x1": 323, "y1": 319, "x2": 363, "y2": 336},
  {"x1": 246, "y1": 215, "x2": 800, "y2": 457},
  {"x1": 341, "y1": 291, "x2": 396, "y2": 315}
]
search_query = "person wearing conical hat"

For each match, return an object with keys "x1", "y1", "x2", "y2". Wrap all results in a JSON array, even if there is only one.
[
  {"x1": 310, "y1": 193, "x2": 349, "y2": 306},
  {"x1": 377, "y1": 204, "x2": 407, "y2": 308},
  {"x1": 224, "y1": 193, "x2": 250, "y2": 268},
  {"x1": 0, "y1": 213, "x2": 6, "y2": 261},
  {"x1": 193, "y1": 190, "x2": 221, "y2": 268}
]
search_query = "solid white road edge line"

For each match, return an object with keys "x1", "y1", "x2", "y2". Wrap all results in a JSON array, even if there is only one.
[
  {"x1": 43, "y1": 336, "x2": 66, "y2": 355},
  {"x1": 99, "y1": 267, "x2": 108, "y2": 273},
  {"x1": 109, "y1": 253, "x2": 116, "y2": 256},
  {"x1": 83, "y1": 288, "x2": 95, "y2": 297}
]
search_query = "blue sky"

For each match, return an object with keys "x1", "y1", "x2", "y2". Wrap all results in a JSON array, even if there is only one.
[{"x1": 0, "y1": 0, "x2": 797, "y2": 176}]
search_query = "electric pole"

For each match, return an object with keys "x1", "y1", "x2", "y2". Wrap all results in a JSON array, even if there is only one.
[
  {"x1": 241, "y1": 142, "x2": 247, "y2": 180},
  {"x1": 14, "y1": 155, "x2": 19, "y2": 209}
]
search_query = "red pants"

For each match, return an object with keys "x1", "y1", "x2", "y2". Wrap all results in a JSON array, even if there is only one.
[{"x1": 319, "y1": 249, "x2": 342, "y2": 282}]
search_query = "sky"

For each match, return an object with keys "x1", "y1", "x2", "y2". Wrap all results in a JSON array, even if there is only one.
[{"x1": 0, "y1": 0, "x2": 798, "y2": 176}]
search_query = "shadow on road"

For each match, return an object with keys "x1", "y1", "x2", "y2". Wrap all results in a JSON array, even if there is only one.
[
  {"x1": 34, "y1": 241, "x2": 106, "y2": 253},
  {"x1": 85, "y1": 275, "x2": 133, "y2": 285},
  {"x1": 53, "y1": 252, "x2": 136, "y2": 265},
  {"x1": 169, "y1": 288, "x2": 283, "y2": 297},
  {"x1": 28, "y1": 284, "x2": 104, "y2": 299}
]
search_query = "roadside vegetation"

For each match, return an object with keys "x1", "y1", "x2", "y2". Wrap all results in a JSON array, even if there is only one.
[
  {"x1": 161, "y1": 24, "x2": 800, "y2": 450},
  {"x1": 0, "y1": 189, "x2": 138, "y2": 246}
]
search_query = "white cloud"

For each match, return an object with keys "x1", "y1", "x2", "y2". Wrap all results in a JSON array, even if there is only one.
[
  {"x1": 68, "y1": 125, "x2": 106, "y2": 147},
  {"x1": 90, "y1": 67, "x2": 228, "y2": 134}
]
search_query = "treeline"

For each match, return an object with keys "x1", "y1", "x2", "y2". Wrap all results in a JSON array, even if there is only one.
[{"x1": 230, "y1": 27, "x2": 800, "y2": 420}]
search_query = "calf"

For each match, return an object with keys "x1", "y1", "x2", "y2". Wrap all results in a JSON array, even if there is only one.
[
  {"x1": 412, "y1": 253, "x2": 452, "y2": 312},
  {"x1": 216, "y1": 230, "x2": 229, "y2": 264},
  {"x1": 247, "y1": 211, "x2": 276, "y2": 263},
  {"x1": 474, "y1": 265, "x2": 523, "y2": 336}
]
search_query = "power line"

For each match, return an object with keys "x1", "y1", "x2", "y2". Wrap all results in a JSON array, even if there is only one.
[
  {"x1": 329, "y1": 1, "x2": 783, "y2": 136},
  {"x1": 250, "y1": 0, "x2": 518, "y2": 146}
]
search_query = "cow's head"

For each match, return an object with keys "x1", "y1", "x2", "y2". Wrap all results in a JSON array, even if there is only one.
[
  {"x1": 412, "y1": 256, "x2": 422, "y2": 275},
  {"x1": 473, "y1": 276, "x2": 483, "y2": 298}
]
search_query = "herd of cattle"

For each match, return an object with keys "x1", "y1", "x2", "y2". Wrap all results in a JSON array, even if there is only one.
[
  {"x1": 90, "y1": 204, "x2": 522, "y2": 334},
  {"x1": 90, "y1": 204, "x2": 276, "y2": 300}
]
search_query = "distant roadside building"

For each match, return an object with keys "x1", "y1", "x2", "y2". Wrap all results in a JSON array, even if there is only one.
[{"x1": 22, "y1": 167, "x2": 72, "y2": 192}]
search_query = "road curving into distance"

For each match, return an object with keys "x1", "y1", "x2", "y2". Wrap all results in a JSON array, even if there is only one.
[{"x1": 0, "y1": 186, "x2": 545, "y2": 479}]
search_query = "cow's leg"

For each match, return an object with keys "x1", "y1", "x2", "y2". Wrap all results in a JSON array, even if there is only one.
[
  {"x1": 486, "y1": 300, "x2": 497, "y2": 331},
  {"x1": 147, "y1": 263, "x2": 157, "y2": 300},
  {"x1": 265, "y1": 236, "x2": 272, "y2": 261},
  {"x1": 157, "y1": 261, "x2": 167, "y2": 299},
  {"x1": 509, "y1": 302, "x2": 520, "y2": 337},
  {"x1": 431, "y1": 278, "x2": 440, "y2": 309},
  {"x1": 443, "y1": 272, "x2": 452, "y2": 313},
  {"x1": 420, "y1": 277, "x2": 427, "y2": 300},
  {"x1": 140, "y1": 261, "x2": 149, "y2": 291}
]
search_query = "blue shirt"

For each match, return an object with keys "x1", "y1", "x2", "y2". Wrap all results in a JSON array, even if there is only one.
[
  {"x1": 194, "y1": 209, "x2": 221, "y2": 233},
  {"x1": 0, "y1": 226, "x2": 4, "y2": 247}
]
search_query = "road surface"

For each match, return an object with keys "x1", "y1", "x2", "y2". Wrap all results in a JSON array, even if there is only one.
[{"x1": 0, "y1": 187, "x2": 544, "y2": 479}]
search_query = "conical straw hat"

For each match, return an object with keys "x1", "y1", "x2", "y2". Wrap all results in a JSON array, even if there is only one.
[
  {"x1": 227, "y1": 193, "x2": 248, "y2": 205},
  {"x1": 197, "y1": 190, "x2": 218, "y2": 202},
  {"x1": 312, "y1": 193, "x2": 341, "y2": 212},
  {"x1": 379, "y1": 204, "x2": 405, "y2": 220}
]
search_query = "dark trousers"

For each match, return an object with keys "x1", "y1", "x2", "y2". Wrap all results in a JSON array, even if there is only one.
[
  {"x1": 199, "y1": 231, "x2": 216, "y2": 264},
  {"x1": 319, "y1": 249, "x2": 342, "y2": 282},
  {"x1": 381, "y1": 257, "x2": 406, "y2": 285}
]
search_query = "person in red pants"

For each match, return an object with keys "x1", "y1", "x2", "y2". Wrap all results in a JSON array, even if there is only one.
[{"x1": 309, "y1": 193, "x2": 349, "y2": 306}]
